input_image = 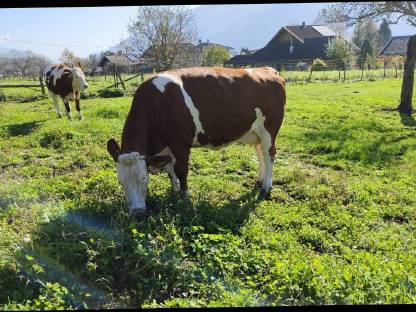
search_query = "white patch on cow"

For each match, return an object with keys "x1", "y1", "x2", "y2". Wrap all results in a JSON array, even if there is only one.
[
  {"x1": 152, "y1": 73, "x2": 205, "y2": 144},
  {"x1": 116, "y1": 152, "x2": 148, "y2": 213},
  {"x1": 255, "y1": 143, "x2": 265, "y2": 184},
  {"x1": 71, "y1": 67, "x2": 88, "y2": 92},
  {"x1": 50, "y1": 67, "x2": 65, "y2": 86},
  {"x1": 48, "y1": 90, "x2": 62, "y2": 118},
  {"x1": 156, "y1": 147, "x2": 180, "y2": 192},
  {"x1": 250, "y1": 108, "x2": 274, "y2": 192}
]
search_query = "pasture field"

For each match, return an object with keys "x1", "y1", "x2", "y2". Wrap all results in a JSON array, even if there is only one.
[{"x1": 0, "y1": 77, "x2": 416, "y2": 309}]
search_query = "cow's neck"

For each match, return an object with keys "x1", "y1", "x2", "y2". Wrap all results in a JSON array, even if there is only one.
[{"x1": 120, "y1": 102, "x2": 165, "y2": 156}]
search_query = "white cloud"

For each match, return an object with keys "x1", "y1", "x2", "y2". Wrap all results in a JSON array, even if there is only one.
[{"x1": 0, "y1": 35, "x2": 11, "y2": 42}]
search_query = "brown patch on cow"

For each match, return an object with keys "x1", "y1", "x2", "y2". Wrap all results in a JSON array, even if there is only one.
[{"x1": 46, "y1": 64, "x2": 74, "y2": 98}]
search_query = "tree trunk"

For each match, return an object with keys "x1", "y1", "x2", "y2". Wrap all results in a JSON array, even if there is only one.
[
  {"x1": 398, "y1": 35, "x2": 416, "y2": 115},
  {"x1": 361, "y1": 66, "x2": 364, "y2": 80}
]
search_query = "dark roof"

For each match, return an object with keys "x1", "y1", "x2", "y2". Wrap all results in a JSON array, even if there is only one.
[
  {"x1": 287, "y1": 25, "x2": 323, "y2": 39},
  {"x1": 266, "y1": 24, "x2": 337, "y2": 46},
  {"x1": 379, "y1": 36, "x2": 411, "y2": 56},
  {"x1": 227, "y1": 36, "x2": 333, "y2": 65}
]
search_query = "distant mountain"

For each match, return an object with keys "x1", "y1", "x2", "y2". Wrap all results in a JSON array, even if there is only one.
[{"x1": 0, "y1": 47, "x2": 36, "y2": 58}]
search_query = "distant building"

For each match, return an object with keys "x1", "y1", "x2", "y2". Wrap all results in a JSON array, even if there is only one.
[
  {"x1": 226, "y1": 22, "x2": 339, "y2": 69},
  {"x1": 140, "y1": 41, "x2": 235, "y2": 69},
  {"x1": 98, "y1": 53, "x2": 151, "y2": 74},
  {"x1": 379, "y1": 36, "x2": 411, "y2": 56}
]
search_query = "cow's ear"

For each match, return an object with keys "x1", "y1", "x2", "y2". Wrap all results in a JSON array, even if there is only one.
[
  {"x1": 145, "y1": 155, "x2": 172, "y2": 168},
  {"x1": 107, "y1": 139, "x2": 121, "y2": 162}
]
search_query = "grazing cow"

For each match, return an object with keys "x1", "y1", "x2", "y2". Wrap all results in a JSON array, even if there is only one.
[
  {"x1": 107, "y1": 66, "x2": 286, "y2": 216},
  {"x1": 45, "y1": 64, "x2": 88, "y2": 120}
]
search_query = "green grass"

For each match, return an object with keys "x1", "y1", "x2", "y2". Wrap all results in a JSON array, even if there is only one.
[{"x1": 0, "y1": 78, "x2": 415, "y2": 309}]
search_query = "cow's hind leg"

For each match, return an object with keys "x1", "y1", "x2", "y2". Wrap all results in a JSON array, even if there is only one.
[
  {"x1": 254, "y1": 143, "x2": 265, "y2": 189},
  {"x1": 62, "y1": 97, "x2": 72, "y2": 120},
  {"x1": 258, "y1": 130, "x2": 276, "y2": 199}
]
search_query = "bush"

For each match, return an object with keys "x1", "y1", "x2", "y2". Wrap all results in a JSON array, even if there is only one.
[
  {"x1": 80, "y1": 90, "x2": 89, "y2": 99},
  {"x1": 312, "y1": 59, "x2": 327, "y2": 71},
  {"x1": 98, "y1": 88, "x2": 124, "y2": 98},
  {"x1": 0, "y1": 90, "x2": 7, "y2": 102}
]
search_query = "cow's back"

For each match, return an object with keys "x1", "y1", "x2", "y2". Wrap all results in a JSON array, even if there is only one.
[{"x1": 129, "y1": 67, "x2": 285, "y2": 148}]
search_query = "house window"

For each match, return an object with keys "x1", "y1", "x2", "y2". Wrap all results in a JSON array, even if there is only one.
[{"x1": 290, "y1": 45, "x2": 294, "y2": 53}]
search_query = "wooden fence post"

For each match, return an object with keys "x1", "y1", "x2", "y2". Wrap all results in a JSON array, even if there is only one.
[
  {"x1": 39, "y1": 76, "x2": 45, "y2": 95},
  {"x1": 117, "y1": 73, "x2": 126, "y2": 91}
]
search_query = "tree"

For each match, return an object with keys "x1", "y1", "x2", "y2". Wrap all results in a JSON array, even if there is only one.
[
  {"x1": 127, "y1": 5, "x2": 197, "y2": 72},
  {"x1": 326, "y1": 2, "x2": 416, "y2": 115},
  {"x1": 357, "y1": 39, "x2": 374, "y2": 79},
  {"x1": 398, "y1": 35, "x2": 416, "y2": 114},
  {"x1": 201, "y1": 45, "x2": 230, "y2": 66},
  {"x1": 314, "y1": 8, "x2": 348, "y2": 38},
  {"x1": 378, "y1": 19, "x2": 392, "y2": 49},
  {"x1": 325, "y1": 2, "x2": 416, "y2": 27},
  {"x1": 60, "y1": 48, "x2": 80, "y2": 67},
  {"x1": 240, "y1": 47, "x2": 253, "y2": 55},
  {"x1": 325, "y1": 37, "x2": 355, "y2": 80},
  {"x1": 352, "y1": 20, "x2": 379, "y2": 52}
]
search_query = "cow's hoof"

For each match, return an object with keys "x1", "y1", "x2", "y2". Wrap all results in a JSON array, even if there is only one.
[
  {"x1": 78, "y1": 116, "x2": 83, "y2": 121},
  {"x1": 129, "y1": 208, "x2": 148, "y2": 218},
  {"x1": 67, "y1": 115, "x2": 72, "y2": 120},
  {"x1": 254, "y1": 180, "x2": 263, "y2": 189},
  {"x1": 180, "y1": 190, "x2": 189, "y2": 199},
  {"x1": 259, "y1": 189, "x2": 271, "y2": 200}
]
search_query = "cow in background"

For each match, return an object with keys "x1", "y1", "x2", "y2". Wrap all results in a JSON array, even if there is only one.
[{"x1": 45, "y1": 64, "x2": 89, "y2": 120}]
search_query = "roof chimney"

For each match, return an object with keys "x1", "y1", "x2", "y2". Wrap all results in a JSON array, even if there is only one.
[{"x1": 301, "y1": 21, "x2": 305, "y2": 28}]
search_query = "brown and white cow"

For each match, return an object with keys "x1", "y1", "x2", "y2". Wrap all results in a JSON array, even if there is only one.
[
  {"x1": 45, "y1": 64, "x2": 89, "y2": 120},
  {"x1": 107, "y1": 66, "x2": 286, "y2": 216}
]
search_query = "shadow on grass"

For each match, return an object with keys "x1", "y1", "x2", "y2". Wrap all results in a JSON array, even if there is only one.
[
  {"x1": 6, "y1": 120, "x2": 45, "y2": 136},
  {"x1": 302, "y1": 119, "x2": 414, "y2": 166},
  {"x1": 16, "y1": 185, "x2": 263, "y2": 308},
  {"x1": 400, "y1": 112, "x2": 416, "y2": 127}
]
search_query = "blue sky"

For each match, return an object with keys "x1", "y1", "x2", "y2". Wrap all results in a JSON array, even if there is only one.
[{"x1": 0, "y1": 4, "x2": 414, "y2": 62}]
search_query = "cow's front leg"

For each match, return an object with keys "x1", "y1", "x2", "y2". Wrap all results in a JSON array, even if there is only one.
[
  {"x1": 49, "y1": 91, "x2": 62, "y2": 118},
  {"x1": 172, "y1": 148, "x2": 190, "y2": 197},
  {"x1": 164, "y1": 162, "x2": 181, "y2": 192},
  {"x1": 75, "y1": 93, "x2": 83, "y2": 120},
  {"x1": 62, "y1": 97, "x2": 72, "y2": 120}
]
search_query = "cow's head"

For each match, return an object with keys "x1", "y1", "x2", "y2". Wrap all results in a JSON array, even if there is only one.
[
  {"x1": 107, "y1": 139, "x2": 171, "y2": 216},
  {"x1": 71, "y1": 67, "x2": 89, "y2": 91}
]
